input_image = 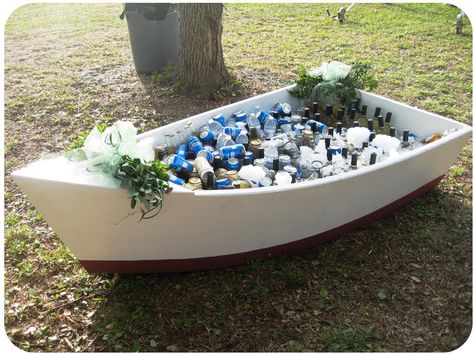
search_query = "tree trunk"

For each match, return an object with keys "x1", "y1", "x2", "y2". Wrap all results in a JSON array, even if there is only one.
[{"x1": 176, "y1": 3, "x2": 230, "y2": 98}]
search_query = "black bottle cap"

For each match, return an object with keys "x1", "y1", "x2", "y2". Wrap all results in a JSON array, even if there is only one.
[
  {"x1": 342, "y1": 147, "x2": 348, "y2": 158},
  {"x1": 258, "y1": 147, "x2": 265, "y2": 159},
  {"x1": 325, "y1": 137, "x2": 331, "y2": 149},
  {"x1": 272, "y1": 157, "x2": 279, "y2": 171},
  {"x1": 312, "y1": 102, "x2": 319, "y2": 114},
  {"x1": 325, "y1": 104, "x2": 333, "y2": 116},
  {"x1": 337, "y1": 109, "x2": 344, "y2": 121},
  {"x1": 377, "y1": 115, "x2": 384, "y2": 127},
  {"x1": 385, "y1": 112, "x2": 392, "y2": 124},
  {"x1": 353, "y1": 121, "x2": 360, "y2": 127},
  {"x1": 314, "y1": 112, "x2": 321, "y2": 121},
  {"x1": 361, "y1": 105, "x2": 368, "y2": 116},
  {"x1": 403, "y1": 130, "x2": 409, "y2": 142},
  {"x1": 328, "y1": 127, "x2": 334, "y2": 137},
  {"x1": 336, "y1": 122, "x2": 343, "y2": 134},
  {"x1": 369, "y1": 152, "x2": 377, "y2": 165},
  {"x1": 351, "y1": 153, "x2": 358, "y2": 166},
  {"x1": 213, "y1": 155, "x2": 222, "y2": 168},
  {"x1": 374, "y1": 107, "x2": 381, "y2": 117},
  {"x1": 270, "y1": 110, "x2": 279, "y2": 118},
  {"x1": 390, "y1": 127, "x2": 396, "y2": 137},
  {"x1": 304, "y1": 107, "x2": 310, "y2": 118},
  {"x1": 369, "y1": 132, "x2": 376, "y2": 142},
  {"x1": 362, "y1": 141, "x2": 369, "y2": 149},
  {"x1": 301, "y1": 116, "x2": 308, "y2": 125},
  {"x1": 350, "y1": 108, "x2": 357, "y2": 120},
  {"x1": 326, "y1": 148, "x2": 333, "y2": 161},
  {"x1": 203, "y1": 171, "x2": 215, "y2": 190},
  {"x1": 368, "y1": 119, "x2": 374, "y2": 132},
  {"x1": 243, "y1": 156, "x2": 250, "y2": 166}
]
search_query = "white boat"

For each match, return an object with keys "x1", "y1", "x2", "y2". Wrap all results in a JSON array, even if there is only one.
[{"x1": 12, "y1": 86, "x2": 472, "y2": 273}]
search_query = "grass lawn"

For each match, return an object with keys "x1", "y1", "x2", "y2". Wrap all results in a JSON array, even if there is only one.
[{"x1": 3, "y1": 3, "x2": 472, "y2": 352}]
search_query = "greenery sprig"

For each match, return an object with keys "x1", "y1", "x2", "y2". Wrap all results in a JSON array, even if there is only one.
[
  {"x1": 114, "y1": 156, "x2": 172, "y2": 220},
  {"x1": 289, "y1": 62, "x2": 378, "y2": 105}
]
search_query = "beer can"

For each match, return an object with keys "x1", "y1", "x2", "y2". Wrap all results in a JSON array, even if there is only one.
[
  {"x1": 167, "y1": 172, "x2": 185, "y2": 186},
  {"x1": 176, "y1": 144, "x2": 188, "y2": 159},
  {"x1": 278, "y1": 154, "x2": 291, "y2": 168},
  {"x1": 188, "y1": 176, "x2": 202, "y2": 190},
  {"x1": 244, "y1": 151, "x2": 254, "y2": 164},
  {"x1": 256, "y1": 109, "x2": 270, "y2": 125},
  {"x1": 199, "y1": 130, "x2": 214, "y2": 144},
  {"x1": 232, "y1": 110, "x2": 247, "y2": 123},
  {"x1": 168, "y1": 154, "x2": 193, "y2": 174},
  {"x1": 258, "y1": 176, "x2": 273, "y2": 187},
  {"x1": 225, "y1": 170, "x2": 240, "y2": 182},
  {"x1": 283, "y1": 165, "x2": 298, "y2": 182},
  {"x1": 223, "y1": 126, "x2": 242, "y2": 139},
  {"x1": 212, "y1": 113, "x2": 226, "y2": 126},
  {"x1": 226, "y1": 157, "x2": 241, "y2": 171},
  {"x1": 273, "y1": 102, "x2": 291, "y2": 116},
  {"x1": 186, "y1": 136, "x2": 204, "y2": 156},
  {"x1": 219, "y1": 144, "x2": 246, "y2": 159},
  {"x1": 215, "y1": 168, "x2": 228, "y2": 180},
  {"x1": 154, "y1": 144, "x2": 167, "y2": 161},
  {"x1": 301, "y1": 130, "x2": 314, "y2": 147},
  {"x1": 248, "y1": 139, "x2": 261, "y2": 156},
  {"x1": 216, "y1": 178, "x2": 231, "y2": 189},
  {"x1": 197, "y1": 149, "x2": 214, "y2": 164}
]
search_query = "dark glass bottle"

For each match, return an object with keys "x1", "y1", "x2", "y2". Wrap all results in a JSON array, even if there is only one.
[
  {"x1": 367, "y1": 118, "x2": 374, "y2": 132},
  {"x1": 350, "y1": 153, "x2": 358, "y2": 170},
  {"x1": 369, "y1": 152, "x2": 377, "y2": 165},
  {"x1": 359, "y1": 105, "x2": 368, "y2": 128}
]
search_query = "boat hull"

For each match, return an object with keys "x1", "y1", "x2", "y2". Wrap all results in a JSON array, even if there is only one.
[{"x1": 12, "y1": 87, "x2": 471, "y2": 273}]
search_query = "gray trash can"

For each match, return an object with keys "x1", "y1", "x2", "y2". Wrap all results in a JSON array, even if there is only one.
[{"x1": 122, "y1": 3, "x2": 179, "y2": 74}]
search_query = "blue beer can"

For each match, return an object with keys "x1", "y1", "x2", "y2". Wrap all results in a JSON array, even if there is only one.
[
  {"x1": 315, "y1": 121, "x2": 328, "y2": 134},
  {"x1": 244, "y1": 151, "x2": 254, "y2": 164},
  {"x1": 186, "y1": 136, "x2": 204, "y2": 156},
  {"x1": 232, "y1": 110, "x2": 248, "y2": 123},
  {"x1": 199, "y1": 130, "x2": 214, "y2": 144},
  {"x1": 168, "y1": 154, "x2": 193, "y2": 174},
  {"x1": 167, "y1": 172, "x2": 185, "y2": 186},
  {"x1": 176, "y1": 144, "x2": 188, "y2": 159},
  {"x1": 219, "y1": 144, "x2": 246, "y2": 159},
  {"x1": 212, "y1": 113, "x2": 226, "y2": 126},
  {"x1": 226, "y1": 157, "x2": 241, "y2": 170},
  {"x1": 258, "y1": 177, "x2": 273, "y2": 187},
  {"x1": 216, "y1": 178, "x2": 231, "y2": 189},
  {"x1": 273, "y1": 102, "x2": 292, "y2": 116},
  {"x1": 223, "y1": 126, "x2": 242, "y2": 139},
  {"x1": 331, "y1": 146, "x2": 342, "y2": 155},
  {"x1": 197, "y1": 149, "x2": 214, "y2": 164},
  {"x1": 256, "y1": 109, "x2": 270, "y2": 125}
]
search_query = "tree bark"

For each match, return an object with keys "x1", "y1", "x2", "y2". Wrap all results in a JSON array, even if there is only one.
[{"x1": 176, "y1": 3, "x2": 230, "y2": 98}]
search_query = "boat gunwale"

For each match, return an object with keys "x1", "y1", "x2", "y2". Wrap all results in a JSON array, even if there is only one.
[{"x1": 11, "y1": 87, "x2": 472, "y2": 196}]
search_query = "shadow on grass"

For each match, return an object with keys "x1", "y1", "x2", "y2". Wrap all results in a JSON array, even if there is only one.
[{"x1": 88, "y1": 183, "x2": 471, "y2": 352}]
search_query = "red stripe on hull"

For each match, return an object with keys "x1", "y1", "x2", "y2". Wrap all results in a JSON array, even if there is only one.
[{"x1": 80, "y1": 175, "x2": 444, "y2": 273}]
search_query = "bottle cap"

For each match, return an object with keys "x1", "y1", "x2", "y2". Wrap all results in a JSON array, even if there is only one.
[
  {"x1": 353, "y1": 121, "x2": 360, "y2": 127},
  {"x1": 337, "y1": 109, "x2": 344, "y2": 120},
  {"x1": 272, "y1": 157, "x2": 279, "y2": 171},
  {"x1": 361, "y1": 105, "x2": 368, "y2": 116},
  {"x1": 326, "y1": 148, "x2": 333, "y2": 161},
  {"x1": 369, "y1": 152, "x2": 377, "y2": 165},
  {"x1": 336, "y1": 122, "x2": 342, "y2": 134},
  {"x1": 369, "y1": 132, "x2": 376, "y2": 142},
  {"x1": 325, "y1": 137, "x2": 331, "y2": 149},
  {"x1": 328, "y1": 127, "x2": 334, "y2": 136},
  {"x1": 390, "y1": 127, "x2": 396, "y2": 137},
  {"x1": 385, "y1": 112, "x2": 392, "y2": 124},
  {"x1": 377, "y1": 115, "x2": 384, "y2": 127},
  {"x1": 374, "y1": 107, "x2": 381, "y2": 117},
  {"x1": 304, "y1": 107, "x2": 310, "y2": 118},
  {"x1": 368, "y1": 119, "x2": 374, "y2": 132},
  {"x1": 312, "y1": 101, "x2": 319, "y2": 113},
  {"x1": 243, "y1": 157, "x2": 250, "y2": 166},
  {"x1": 350, "y1": 108, "x2": 357, "y2": 120},
  {"x1": 301, "y1": 116, "x2": 308, "y2": 125},
  {"x1": 342, "y1": 147, "x2": 348, "y2": 158},
  {"x1": 314, "y1": 112, "x2": 321, "y2": 121},
  {"x1": 325, "y1": 105, "x2": 333, "y2": 116},
  {"x1": 351, "y1": 153, "x2": 358, "y2": 166},
  {"x1": 403, "y1": 130, "x2": 409, "y2": 142},
  {"x1": 213, "y1": 155, "x2": 222, "y2": 168}
]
